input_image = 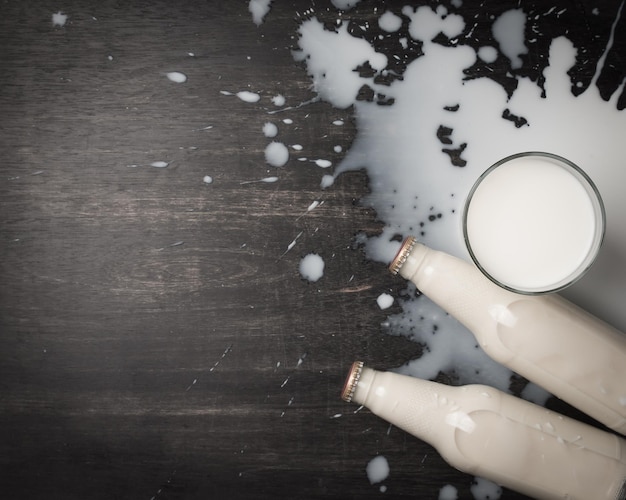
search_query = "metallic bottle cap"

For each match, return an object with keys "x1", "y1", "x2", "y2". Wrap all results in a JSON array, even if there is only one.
[
  {"x1": 389, "y1": 236, "x2": 417, "y2": 275},
  {"x1": 341, "y1": 360, "x2": 364, "y2": 402}
]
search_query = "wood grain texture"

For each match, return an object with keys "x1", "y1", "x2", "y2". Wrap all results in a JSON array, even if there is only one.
[{"x1": 1, "y1": 1, "x2": 624, "y2": 499}]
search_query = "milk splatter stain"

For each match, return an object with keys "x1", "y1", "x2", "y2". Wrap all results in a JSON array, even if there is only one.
[
  {"x1": 185, "y1": 344, "x2": 233, "y2": 392},
  {"x1": 166, "y1": 72, "x2": 187, "y2": 83},
  {"x1": 366, "y1": 455, "x2": 390, "y2": 485},
  {"x1": 52, "y1": 12, "x2": 68, "y2": 27},
  {"x1": 279, "y1": 353, "x2": 308, "y2": 417},
  {"x1": 299, "y1": 253, "x2": 325, "y2": 282},
  {"x1": 279, "y1": 231, "x2": 304, "y2": 259},
  {"x1": 264, "y1": 141, "x2": 289, "y2": 167},
  {"x1": 288, "y1": 2, "x2": 626, "y2": 402},
  {"x1": 262, "y1": 122, "x2": 278, "y2": 137},
  {"x1": 240, "y1": 176, "x2": 279, "y2": 185},
  {"x1": 249, "y1": 0, "x2": 273, "y2": 26},
  {"x1": 220, "y1": 90, "x2": 261, "y2": 103}
]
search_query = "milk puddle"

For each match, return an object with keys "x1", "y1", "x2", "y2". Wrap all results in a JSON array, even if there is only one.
[
  {"x1": 248, "y1": 0, "x2": 625, "y2": 427},
  {"x1": 250, "y1": 1, "x2": 626, "y2": 409}
]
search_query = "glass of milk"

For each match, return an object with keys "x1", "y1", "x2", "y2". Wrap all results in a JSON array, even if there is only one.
[{"x1": 463, "y1": 152, "x2": 605, "y2": 294}]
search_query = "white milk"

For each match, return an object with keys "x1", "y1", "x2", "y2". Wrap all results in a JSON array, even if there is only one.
[
  {"x1": 264, "y1": 141, "x2": 289, "y2": 167},
  {"x1": 241, "y1": 1, "x2": 626, "y2": 495},
  {"x1": 299, "y1": 253, "x2": 325, "y2": 282},
  {"x1": 470, "y1": 477, "x2": 502, "y2": 500},
  {"x1": 365, "y1": 455, "x2": 389, "y2": 484},
  {"x1": 343, "y1": 362, "x2": 626, "y2": 500},
  {"x1": 390, "y1": 237, "x2": 626, "y2": 434},
  {"x1": 52, "y1": 11, "x2": 68, "y2": 27},
  {"x1": 166, "y1": 72, "x2": 187, "y2": 83},
  {"x1": 289, "y1": 3, "x2": 626, "y2": 400},
  {"x1": 248, "y1": 0, "x2": 273, "y2": 26},
  {"x1": 262, "y1": 122, "x2": 278, "y2": 138},
  {"x1": 438, "y1": 484, "x2": 459, "y2": 500},
  {"x1": 464, "y1": 153, "x2": 604, "y2": 294},
  {"x1": 376, "y1": 293, "x2": 394, "y2": 310}
]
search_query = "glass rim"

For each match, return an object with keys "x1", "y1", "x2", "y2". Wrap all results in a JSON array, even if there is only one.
[{"x1": 462, "y1": 151, "x2": 606, "y2": 295}]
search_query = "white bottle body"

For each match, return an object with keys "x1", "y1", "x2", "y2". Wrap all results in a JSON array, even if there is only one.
[
  {"x1": 393, "y1": 239, "x2": 626, "y2": 435},
  {"x1": 349, "y1": 365, "x2": 626, "y2": 500}
]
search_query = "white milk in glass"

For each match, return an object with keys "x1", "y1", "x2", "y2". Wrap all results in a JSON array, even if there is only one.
[{"x1": 463, "y1": 152, "x2": 605, "y2": 294}]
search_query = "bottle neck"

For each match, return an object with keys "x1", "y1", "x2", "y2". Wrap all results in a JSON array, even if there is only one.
[
  {"x1": 350, "y1": 365, "x2": 377, "y2": 405},
  {"x1": 349, "y1": 365, "x2": 460, "y2": 444},
  {"x1": 397, "y1": 241, "x2": 429, "y2": 283}
]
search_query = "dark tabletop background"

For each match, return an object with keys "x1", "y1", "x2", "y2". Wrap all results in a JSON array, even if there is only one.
[{"x1": 1, "y1": 1, "x2": 624, "y2": 499}]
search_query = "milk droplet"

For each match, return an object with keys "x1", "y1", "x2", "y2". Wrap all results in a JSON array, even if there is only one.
[
  {"x1": 240, "y1": 176, "x2": 279, "y2": 185},
  {"x1": 492, "y1": 9, "x2": 527, "y2": 69},
  {"x1": 264, "y1": 142, "x2": 289, "y2": 167},
  {"x1": 150, "y1": 161, "x2": 169, "y2": 168},
  {"x1": 365, "y1": 455, "x2": 389, "y2": 484},
  {"x1": 320, "y1": 175, "x2": 334, "y2": 189},
  {"x1": 272, "y1": 94, "x2": 286, "y2": 106},
  {"x1": 203, "y1": 175, "x2": 213, "y2": 184},
  {"x1": 280, "y1": 231, "x2": 303, "y2": 258},
  {"x1": 307, "y1": 200, "x2": 321, "y2": 212},
  {"x1": 376, "y1": 293, "x2": 394, "y2": 310},
  {"x1": 263, "y1": 122, "x2": 278, "y2": 137},
  {"x1": 249, "y1": 0, "x2": 273, "y2": 26},
  {"x1": 291, "y1": 144, "x2": 303, "y2": 150},
  {"x1": 166, "y1": 72, "x2": 187, "y2": 83},
  {"x1": 470, "y1": 477, "x2": 502, "y2": 500},
  {"x1": 52, "y1": 12, "x2": 68, "y2": 27},
  {"x1": 314, "y1": 159, "x2": 332, "y2": 168},
  {"x1": 237, "y1": 91, "x2": 261, "y2": 103},
  {"x1": 334, "y1": 145, "x2": 343, "y2": 153},
  {"x1": 332, "y1": 119, "x2": 345, "y2": 125},
  {"x1": 438, "y1": 484, "x2": 459, "y2": 500},
  {"x1": 378, "y1": 11, "x2": 403, "y2": 32},
  {"x1": 299, "y1": 254, "x2": 324, "y2": 282},
  {"x1": 296, "y1": 353, "x2": 307, "y2": 366},
  {"x1": 477, "y1": 46, "x2": 498, "y2": 63}
]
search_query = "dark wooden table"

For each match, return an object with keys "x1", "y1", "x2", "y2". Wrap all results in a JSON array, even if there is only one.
[{"x1": 1, "y1": 1, "x2": 624, "y2": 499}]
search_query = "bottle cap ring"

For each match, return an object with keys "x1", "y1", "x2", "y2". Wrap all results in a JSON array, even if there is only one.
[
  {"x1": 341, "y1": 361, "x2": 364, "y2": 402},
  {"x1": 389, "y1": 236, "x2": 417, "y2": 275}
]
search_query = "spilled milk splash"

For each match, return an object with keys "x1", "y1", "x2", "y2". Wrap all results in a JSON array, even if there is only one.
[{"x1": 279, "y1": 1, "x2": 626, "y2": 403}]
